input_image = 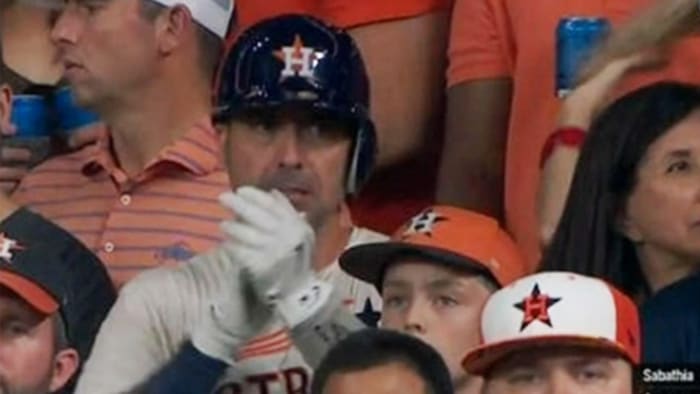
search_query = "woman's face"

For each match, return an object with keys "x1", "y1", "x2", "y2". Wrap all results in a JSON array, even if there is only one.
[{"x1": 623, "y1": 109, "x2": 700, "y2": 263}]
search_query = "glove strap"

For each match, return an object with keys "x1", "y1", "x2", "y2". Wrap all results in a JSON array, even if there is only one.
[{"x1": 275, "y1": 278, "x2": 333, "y2": 328}]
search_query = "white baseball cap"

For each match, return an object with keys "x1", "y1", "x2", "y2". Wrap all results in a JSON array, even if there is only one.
[
  {"x1": 462, "y1": 271, "x2": 640, "y2": 375},
  {"x1": 151, "y1": 0, "x2": 234, "y2": 38}
]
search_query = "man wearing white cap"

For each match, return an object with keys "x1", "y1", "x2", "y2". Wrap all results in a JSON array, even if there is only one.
[
  {"x1": 9, "y1": 0, "x2": 237, "y2": 288},
  {"x1": 462, "y1": 271, "x2": 640, "y2": 394}
]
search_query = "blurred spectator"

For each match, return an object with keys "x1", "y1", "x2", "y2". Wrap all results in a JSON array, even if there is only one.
[
  {"x1": 439, "y1": 0, "x2": 700, "y2": 270},
  {"x1": 540, "y1": 82, "x2": 700, "y2": 299},
  {"x1": 642, "y1": 272, "x2": 700, "y2": 363},
  {"x1": 0, "y1": 0, "x2": 62, "y2": 90},
  {"x1": 0, "y1": 0, "x2": 63, "y2": 191},
  {"x1": 75, "y1": 15, "x2": 386, "y2": 394},
  {"x1": 463, "y1": 272, "x2": 640, "y2": 394},
  {"x1": 0, "y1": 193, "x2": 115, "y2": 394},
  {"x1": 230, "y1": 0, "x2": 451, "y2": 234},
  {"x1": 11, "y1": 0, "x2": 235, "y2": 288},
  {"x1": 311, "y1": 329, "x2": 453, "y2": 394},
  {"x1": 337, "y1": 206, "x2": 526, "y2": 394}
]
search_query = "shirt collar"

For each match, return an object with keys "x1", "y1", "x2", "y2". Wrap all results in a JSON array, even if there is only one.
[{"x1": 81, "y1": 118, "x2": 223, "y2": 178}]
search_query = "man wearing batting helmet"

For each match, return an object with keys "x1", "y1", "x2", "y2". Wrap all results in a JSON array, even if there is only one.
[{"x1": 76, "y1": 14, "x2": 386, "y2": 394}]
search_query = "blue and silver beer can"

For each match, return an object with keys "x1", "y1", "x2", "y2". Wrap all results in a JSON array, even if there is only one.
[
  {"x1": 556, "y1": 17, "x2": 611, "y2": 98},
  {"x1": 10, "y1": 95, "x2": 50, "y2": 138}
]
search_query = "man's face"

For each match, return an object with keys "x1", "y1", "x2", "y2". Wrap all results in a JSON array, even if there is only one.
[
  {"x1": 380, "y1": 260, "x2": 492, "y2": 384},
  {"x1": 322, "y1": 362, "x2": 427, "y2": 394},
  {"x1": 483, "y1": 346, "x2": 634, "y2": 394},
  {"x1": 50, "y1": 0, "x2": 160, "y2": 107},
  {"x1": 0, "y1": 288, "x2": 57, "y2": 394},
  {"x1": 223, "y1": 106, "x2": 352, "y2": 227}
]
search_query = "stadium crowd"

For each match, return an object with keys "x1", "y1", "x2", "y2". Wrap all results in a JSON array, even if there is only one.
[{"x1": 1, "y1": 0, "x2": 700, "y2": 393}]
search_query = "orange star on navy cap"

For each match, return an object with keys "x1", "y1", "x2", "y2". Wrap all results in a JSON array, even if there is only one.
[
  {"x1": 339, "y1": 206, "x2": 527, "y2": 291},
  {"x1": 0, "y1": 213, "x2": 115, "y2": 363},
  {"x1": 462, "y1": 271, "x2": 641, "y2": 375}
]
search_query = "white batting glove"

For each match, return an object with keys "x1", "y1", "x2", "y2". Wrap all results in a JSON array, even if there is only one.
[
  {"x1": 190, "y1": 245, "x2": 271, "y2": 365},
  {"x1": 219, "y1": 186, "x2": 333, "y2": 329}
]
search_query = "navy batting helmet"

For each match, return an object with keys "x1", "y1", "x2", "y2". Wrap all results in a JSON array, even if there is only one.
[{"x1": 214, "y1": 14, "x2": 376, "y2": 195}]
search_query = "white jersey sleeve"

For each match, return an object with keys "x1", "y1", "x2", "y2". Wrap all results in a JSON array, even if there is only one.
[{"x1": 75, "y1": 249, "x2": 225, "y2": 394}]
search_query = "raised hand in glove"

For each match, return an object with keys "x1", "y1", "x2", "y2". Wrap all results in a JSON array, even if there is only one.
[{"x1": 219, "y1": 186, "x2": 332, "y2": 329}]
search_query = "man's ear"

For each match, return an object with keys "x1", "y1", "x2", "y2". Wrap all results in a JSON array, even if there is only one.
[
  {"x1": 155, "y1": 5, "x2": 194, "y2": 55},
  {"x1": 48, "y1": 347, "x2": 80, "y2": 392},
  {"x1": 0, "y1": 84, "x2": 12, "y2": 125}
]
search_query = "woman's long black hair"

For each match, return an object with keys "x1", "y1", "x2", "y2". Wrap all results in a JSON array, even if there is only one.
[{"x1": 540, "y1": 81, "x2": 700, "y2": 299}]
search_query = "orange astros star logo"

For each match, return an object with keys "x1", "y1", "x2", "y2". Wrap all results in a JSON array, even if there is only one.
[{"x1": 273, "y1": 35, "x2": 323, "y2": 79}]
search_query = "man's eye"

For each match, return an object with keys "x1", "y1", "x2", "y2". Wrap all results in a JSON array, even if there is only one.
[
  {"x1": 1, "y1": 321, "x2": 29, "y2": 337},
  {"x1": 578, "y1": 366, "x2": 608, "y2": 383},
  {"x1": 506, "y1": 369, "x2": 540, "y2": 385}
]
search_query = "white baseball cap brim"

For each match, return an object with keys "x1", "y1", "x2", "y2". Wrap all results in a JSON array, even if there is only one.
[{"x1": 151, "y1": 0, "x2": 234, "y2": 38}]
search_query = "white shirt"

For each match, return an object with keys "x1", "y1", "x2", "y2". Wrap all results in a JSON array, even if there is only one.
[{"x1": 76, "y1": 227, "x2": 386, "y2": 394}]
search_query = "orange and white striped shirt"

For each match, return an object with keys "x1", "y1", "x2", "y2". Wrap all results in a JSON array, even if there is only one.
[
  {"x1": 12, "y1": 120, "x2": 231, "y2": 288},
  {"x1": 75, "y1": 227, "x2": 386, "y2": 394}
]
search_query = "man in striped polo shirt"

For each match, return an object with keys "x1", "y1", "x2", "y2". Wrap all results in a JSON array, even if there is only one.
[
  {"x1": 76, "y1": 15, "x2": 387, "y2": 394},
  {"x1": 11, "y1": 0, "x2": 235, "y2": 288}
]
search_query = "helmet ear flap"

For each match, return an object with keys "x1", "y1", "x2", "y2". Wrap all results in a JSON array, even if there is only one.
[
  {"x1": 213, "y1": 13, "x2": 376, "y2": 195},
  {"x1": 346, "y1": 113, "x2": 377, "y2": 196}
]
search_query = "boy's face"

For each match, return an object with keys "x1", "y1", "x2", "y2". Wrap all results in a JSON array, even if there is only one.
[{"x1": 381, "y1": 260, "x2": 492, "y2": 385}]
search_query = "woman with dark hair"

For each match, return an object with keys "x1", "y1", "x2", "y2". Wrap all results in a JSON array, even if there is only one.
[{"x1": 540, "y1": 80, "x2": 700, "y2": 300}]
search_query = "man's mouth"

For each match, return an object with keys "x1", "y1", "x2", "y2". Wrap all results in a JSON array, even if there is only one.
[{"x1": 63, "y1": 60, "x2": 85, "y2": 77}]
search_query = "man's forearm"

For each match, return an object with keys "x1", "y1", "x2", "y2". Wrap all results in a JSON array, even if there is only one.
[
  {"x1": 436, "y1": 79, "x2": 512, "y2": 221},
  {"x1": 350, "y1": 11, "x2": 449, "y2": 167}
]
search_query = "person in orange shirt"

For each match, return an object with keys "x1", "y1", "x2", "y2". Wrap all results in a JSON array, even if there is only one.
[
  {"x1": 231, "y1": 0, "x2": 452, "y2": 234},
  {"x1": 437, "y1": 0, "x2": 700, "y2": 270},
  {"x1": 8, "y1": 0, "x2": 235, "y2": 289}
]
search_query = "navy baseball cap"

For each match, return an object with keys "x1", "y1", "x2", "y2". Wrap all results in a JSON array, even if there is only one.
[{"x1": 0, "y1": 210, "x2": 116, "y2": 361}]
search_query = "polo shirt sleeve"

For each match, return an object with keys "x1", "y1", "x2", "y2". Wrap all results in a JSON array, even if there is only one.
[
  {"x1": 319, "y1": 0, "x2": 451, "y2": 29},
  {"x1": 447, "y1": 0, "x2": 513, "y2": 87}
]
